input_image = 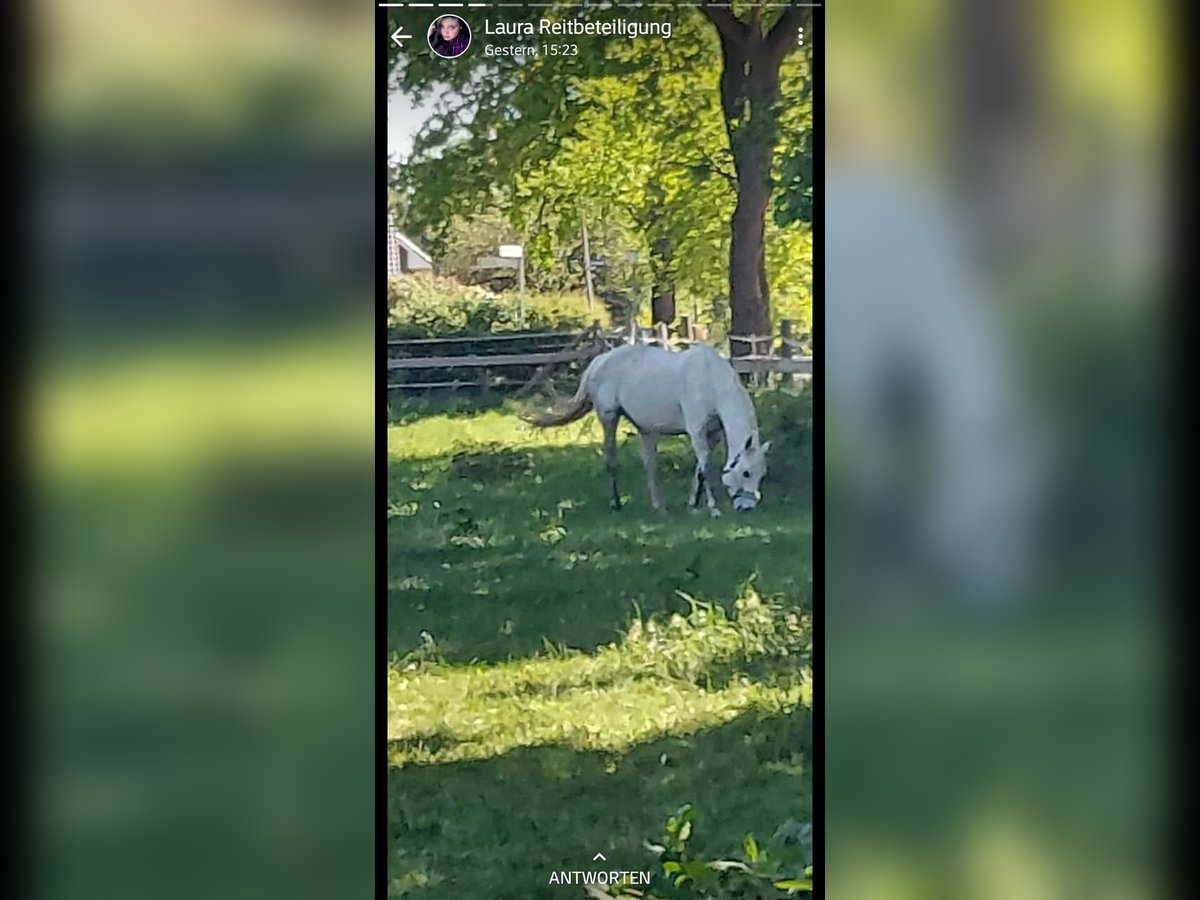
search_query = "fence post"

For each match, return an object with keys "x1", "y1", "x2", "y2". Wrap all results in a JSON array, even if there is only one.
[
  {"x1": 478, "y1": 368, "x2": 490, "y2": 397},
  {"x1": 656, "y1": 321, "x2": 669, "y2": 347},
  {"x1": 517, "y1": 255, "x2": 526, "y2": 328},
  {"x1": 679, "y1": 315, "x2": 690, "y2": 344},
  {"x1": 780, "y1": 319, "x2": 794, "y2": 386}
]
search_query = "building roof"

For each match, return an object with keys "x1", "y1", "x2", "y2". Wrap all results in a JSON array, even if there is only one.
[
  {"x1": 393, "y1": 230, "x2": 433, "y2": 267},
  {"x1": 387, "y1": 214, "x2": 433, "y2": 267}
]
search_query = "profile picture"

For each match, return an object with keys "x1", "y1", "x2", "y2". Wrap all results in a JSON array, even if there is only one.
[{"x1": 428, "y1": 15, "x2": 471, "y2": 59}]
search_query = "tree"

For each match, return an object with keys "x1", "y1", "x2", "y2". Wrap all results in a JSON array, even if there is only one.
[
  {"x1": 699, "y1": 2, "x2": 811, "y2": 356},
  {"x1": 387, "y1": 4, "x2": 812, "y2": 340}
]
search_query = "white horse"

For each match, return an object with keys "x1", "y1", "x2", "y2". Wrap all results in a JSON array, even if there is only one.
[{"x1": 524, "y1": 343, "x2": 771, "y2": 515}]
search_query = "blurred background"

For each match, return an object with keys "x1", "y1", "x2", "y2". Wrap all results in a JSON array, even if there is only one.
[
  {"x1": 31, "y1": 1, "x2": 375, "y2": 898},
  {"x1": 825, "y1": 0, "x2": 1170, "y2": 896}
]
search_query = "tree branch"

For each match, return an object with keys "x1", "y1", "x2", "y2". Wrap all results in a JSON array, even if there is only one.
[
  {"x1": 765, "y1": 4, "x2": 811, "y2": 63},
  {"x1": 700, "y1": 3, "x2": 749, "y2": 47},
  {"x1": 698, "y1": 146, "x2": 738, "y2": 187}
]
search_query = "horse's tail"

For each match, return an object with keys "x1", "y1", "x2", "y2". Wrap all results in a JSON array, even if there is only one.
[{"x1": 521, "y1": 356, "x2": 599, "y2": 428}]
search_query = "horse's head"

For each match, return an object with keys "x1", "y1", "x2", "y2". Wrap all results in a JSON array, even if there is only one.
[{"x1": 722, "y1": 434, "x2": 771, "y2": 511}]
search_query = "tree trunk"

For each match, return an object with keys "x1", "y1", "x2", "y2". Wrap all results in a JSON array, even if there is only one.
[
  {"x1": 650, "y1": 235, "x2": 676, "y2": 325},
  {"x1": 707, "y1": 13, "x2": 800, "y2": 359},
  {"x1": 728, "y1": 169, "x2": 771, "y2": 356},
  {"x1": 725, "y1": 71, "x2": 778, "y2": 356},
  {"x1": 580, "y1": 211, "x2": 596, "y2": 312}
]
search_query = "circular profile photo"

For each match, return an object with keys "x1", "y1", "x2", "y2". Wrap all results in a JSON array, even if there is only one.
[{"x1": 428, "y1": 15, "x2": 471, "y2": 59}]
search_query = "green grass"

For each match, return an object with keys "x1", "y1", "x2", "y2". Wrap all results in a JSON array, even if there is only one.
[{"x1": 387, "y1": 392, "x2": 813, "y2": 898}]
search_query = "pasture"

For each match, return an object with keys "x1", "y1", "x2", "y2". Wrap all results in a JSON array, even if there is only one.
[{"x1": 386, "y1": 385, "x2": 814, "y2": 898}]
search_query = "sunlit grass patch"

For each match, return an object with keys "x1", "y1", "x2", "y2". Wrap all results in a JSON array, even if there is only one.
[
  {"x1": 387, "y1": 403, "x2": 609, "y2": 461},
  {"x1": 388, "y1": 586, "x2": 812, "y2": 765}
]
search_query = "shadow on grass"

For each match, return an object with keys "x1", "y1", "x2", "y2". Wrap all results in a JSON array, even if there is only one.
[
  {"x1": 387, "y1": 707, "x2": 811, "y2": 900},
  {"x1": 387, "y1": 437, "x2": 812, "y2": 663},
  {"x1": 386, "y1": 393, "x2": 509, "y2": 426}
]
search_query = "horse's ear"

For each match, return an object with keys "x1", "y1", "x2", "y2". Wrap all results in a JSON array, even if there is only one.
[
  {"x1": 744, "y1": 435, "x2": 755, "y2": 452},
  {"x1": 760, "y1": 441, "x2": 771, "y2": 454}
]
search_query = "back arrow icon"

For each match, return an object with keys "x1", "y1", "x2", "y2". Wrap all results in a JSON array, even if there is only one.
[{"x1": 391, "y1": 27, "x2": 412, "y2": 48}]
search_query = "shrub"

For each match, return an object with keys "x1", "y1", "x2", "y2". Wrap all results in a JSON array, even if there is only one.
[
  {"x1": 621, "y1": 577, "x2": 811, "y2": 690},
  {"x1": 753, "y1": 382, "x2": 813, "y2": 489},
  {"x1": 596, "y1": 804, "x2": 814, "y2": 898},
  {"x1": 387, "y1": 274, "x2": 597, "y2": 338}
]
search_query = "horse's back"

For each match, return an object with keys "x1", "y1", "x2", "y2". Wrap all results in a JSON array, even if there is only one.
[
  {"x1": 592, "y1": 344, "x2": 729, "y2": 389},
  {"x1": 679, "y1": 342, "x2": 730, "y2": 374},
  {"x1": 590, "y1": 344, "x2": 678, "y2": 383},
  {"x1": 586, "y1": 343, "x2": 733, "y2": 434}
]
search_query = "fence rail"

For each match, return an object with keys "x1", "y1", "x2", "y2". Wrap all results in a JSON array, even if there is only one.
[
  {"x1": 387, "y1": 348, "x2": 592, "y2": 371},
  {"x1": 386, "y1": 318, "x2": 812, "y2": 393},
  {"x1": 730, "y1": 356, "x2": 812, "y2": 376},
  {"x1": 386, "y1": 330, "x2": 573, "y2": 346}
]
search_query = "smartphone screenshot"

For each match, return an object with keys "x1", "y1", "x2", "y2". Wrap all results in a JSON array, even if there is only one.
[{"x1": 384, "y1": 3, "x2": 816, "y2": 896}]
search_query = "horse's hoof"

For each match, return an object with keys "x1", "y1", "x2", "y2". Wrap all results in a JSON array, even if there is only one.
[
  {"x1": 610, "y1": 501, "x2": 623, "y2": 511},
  {"x1": 709, "y1": 508, "x2": 722, "y2": 519}
]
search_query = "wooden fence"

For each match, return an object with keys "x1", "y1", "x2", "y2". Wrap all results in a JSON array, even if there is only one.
[
  {"x1": 386, "y1": 319, "x2": 812, "y2": 394},
  {"x1": 386, "y1": 325, "x2": 609, "y2": 394},
  {"x1": 636, "y1": 318, "x2": 812, "y2": 383}
]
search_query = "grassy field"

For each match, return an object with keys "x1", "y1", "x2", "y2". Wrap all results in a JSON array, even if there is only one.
[{"x1": 386, "y1": 387, "x2": 813, "y2": 898}]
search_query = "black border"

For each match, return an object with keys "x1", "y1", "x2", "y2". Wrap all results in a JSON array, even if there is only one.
[
  {"x1": 808, "y1": 7, "x2": 822, "y2": 894},
  {"x1": 378, "y1": 5, "x2": 390, "y2": 895}
]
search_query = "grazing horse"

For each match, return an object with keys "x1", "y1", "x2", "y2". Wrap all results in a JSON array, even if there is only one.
[{"x1": 524, "y1": 344, "x2": 770, "y2": 515}]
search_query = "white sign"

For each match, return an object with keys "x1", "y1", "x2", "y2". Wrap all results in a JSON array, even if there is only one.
[{"x1": 498, "y1": 244, "x2": 524, "y2": 259}]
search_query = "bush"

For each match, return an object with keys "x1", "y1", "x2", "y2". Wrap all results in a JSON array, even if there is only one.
[
  {"x1": 753, "y1": 381, "x2": 814, "y2": 490},
  {"x1": 596, "y1": 804, "x2": 814, "y2": 898},
  {"x1": 621, "y1": 577, "x2": 811, "y2": 690},
  {"x1": 387, "y1": 274, "x2": 598, "y2": 338}
]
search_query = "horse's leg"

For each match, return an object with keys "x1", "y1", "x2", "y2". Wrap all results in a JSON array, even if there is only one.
[
  {"x1": 638, "y1": 432, "x2": 664, "y2": 512},
  {"x1": 705, "y1": 416, "x2": 724, "y2": 449},
  {"x1": 601, "y1": 412, "x2": 622, "y2": 510},
  {"x1": 687, "y1": 429, "x2": 721, "y2": 518},
  {"x1": 687, "y1": 431, "x2": 705, "y2": 509}
]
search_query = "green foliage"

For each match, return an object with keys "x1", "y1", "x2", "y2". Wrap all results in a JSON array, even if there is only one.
[
  {"x1": 386, "y1": 274, "x2": 597, "y2": 338},
  {"x1": 434, "y1": 210, "x2": 523, "y2": 283},
  {"x1": 774, "y1": 134, "x2": 814, "y2": 227},
  {"x1": 774, "y1": 47, "x2": 815, "y2": 228},
  {"x1": 594, "y1": 805, "x2": 814, "y2": 898},
  {"x1": 620, "y1": 580, "x2": 811, "y2": 690},
  {"x1": 387, "y1": 6, "x2": 814, "y2": 337},
  {"x1": 753, "y1": 383, "x2": 814, "y2": 490},
  {"x1": 766, "y1": 226, "x2": 813, "y2": 335}
]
